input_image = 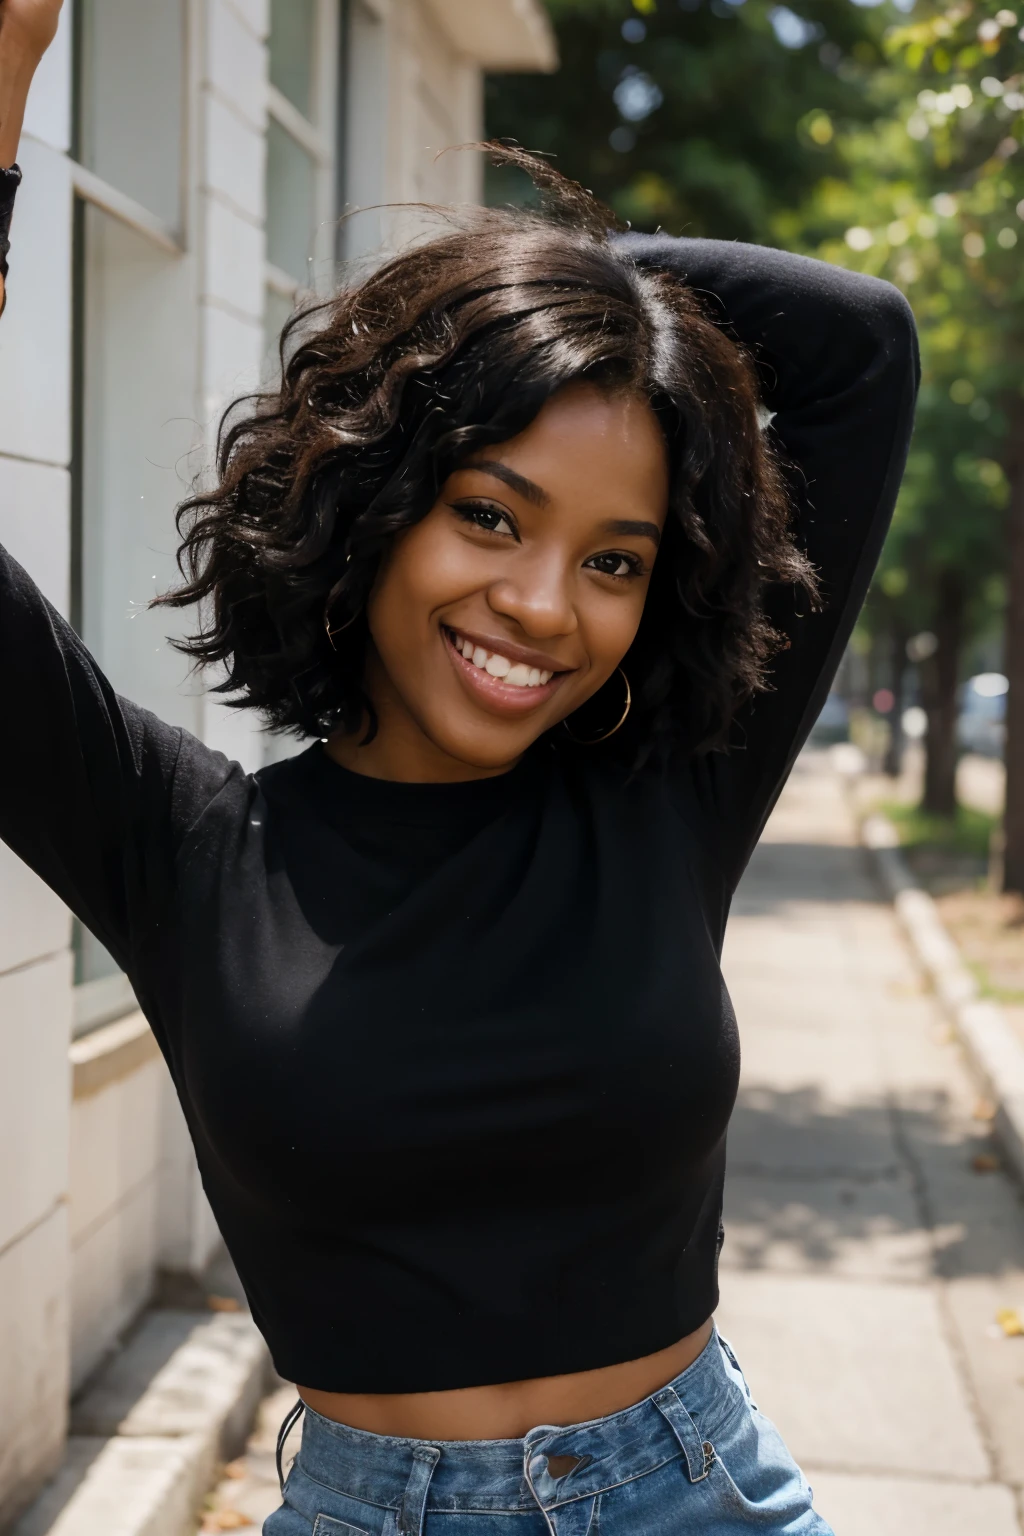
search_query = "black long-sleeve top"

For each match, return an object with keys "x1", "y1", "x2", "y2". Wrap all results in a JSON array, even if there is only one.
[{"x1": 0, "y1": 224, "x2": 917, "y2": 1392}]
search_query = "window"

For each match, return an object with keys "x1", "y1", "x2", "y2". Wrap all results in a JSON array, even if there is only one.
[
  {"x1": 264, "y1": 0, "x2": 341, "y2": 359},
  {"x1": 74, "y1": 0, "x2": 186, "y2": 240},
  {"x1": 340, "y1": 1, "x2": 386, "y2": 259},
  {"x1": 70, "y1": 0, "x2": 189, "y2": 1034}
]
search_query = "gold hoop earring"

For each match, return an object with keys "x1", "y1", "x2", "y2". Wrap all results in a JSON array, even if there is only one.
[{"x1": 562, "y1": 668, "x2": 631, "y2": 745}]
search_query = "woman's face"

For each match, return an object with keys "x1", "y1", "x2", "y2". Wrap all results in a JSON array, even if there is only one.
[{"x1": 332, "y1": 383, "x2": 670, "y2": 781}]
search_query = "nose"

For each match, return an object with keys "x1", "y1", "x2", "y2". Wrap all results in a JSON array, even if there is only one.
[{"x1": 486, "y1": 549, "x2": 578, "y2": 641}]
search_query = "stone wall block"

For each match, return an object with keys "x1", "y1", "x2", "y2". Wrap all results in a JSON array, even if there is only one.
[{"x1": 0, "y1": 1206, "x2": 70, "y2": 1531}]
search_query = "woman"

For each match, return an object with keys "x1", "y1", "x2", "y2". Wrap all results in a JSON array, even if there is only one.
[{"x1": 0, "y1": 5, "x2": 917, "y2": 1533}]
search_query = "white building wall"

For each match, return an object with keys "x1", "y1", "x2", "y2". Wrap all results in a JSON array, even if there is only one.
[
  {"x1": 0, "y1": 0, "x2": 554, "y2": 1519},
  {"x1": 0, "y1": 13, "x2": 75, "y2": 1524}
]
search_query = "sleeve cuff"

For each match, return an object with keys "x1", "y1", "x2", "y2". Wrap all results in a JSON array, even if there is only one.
[{"x1": 0, "y1": 162, "x2": 23, "y2": 284}]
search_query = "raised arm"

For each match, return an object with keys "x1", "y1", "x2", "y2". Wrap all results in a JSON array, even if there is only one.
[{"x1": 622, "y1": 234, "x2": 919, "y2": 882}]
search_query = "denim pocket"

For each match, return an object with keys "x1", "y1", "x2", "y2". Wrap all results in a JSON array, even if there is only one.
[
  {"x1": 312, "y1": 1517, "x2": 372, "y2": 1536},
  {"x1": 706, "y1": 1396, "x2": 821, "y2": 1530}
]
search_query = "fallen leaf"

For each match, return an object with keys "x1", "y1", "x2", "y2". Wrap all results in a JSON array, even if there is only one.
[
  {"x1": 971, "y1": 1153, "x2": 1000, "y2": 1173},
  {"x1": 201, "y1": 1512, "x2": 251, "y2": 1532},
  {"x1": 996, "y1": 1308, "x2": 1024, "y2": 1338},
  {"x1": 207, "y1": 1294, "x2": 241, "y2": 1313},
  {"x1": 222, "y1": 1460, "x2": 247, "y2": 1480},
  {"x1": 973, "y1": 1098, "x2": 997, "y2": 1122}
]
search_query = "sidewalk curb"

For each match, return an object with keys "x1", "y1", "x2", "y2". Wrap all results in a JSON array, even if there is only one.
[
  {"x1": 862, "y1": 812, "x2": 1024, "y2": 1190},
  {"x1": 13, "y1": 1310, "x2": 271, "y2": 1536}
]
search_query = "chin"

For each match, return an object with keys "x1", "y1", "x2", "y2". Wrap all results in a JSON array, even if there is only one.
[{"x1": 431, "y1": 720, "x2": 546, "y2": 771}]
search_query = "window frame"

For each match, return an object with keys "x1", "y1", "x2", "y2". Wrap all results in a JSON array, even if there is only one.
[
  {"x1": 70, "y1": 0, "x2": 190, "y2": 255},
  {"x1": 264, "y1": 0, "x2": 341, "y2": 313}
]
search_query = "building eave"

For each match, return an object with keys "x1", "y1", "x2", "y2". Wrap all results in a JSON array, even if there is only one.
[{"x1": 425, "y1": 0, "x2": 558, "y2": 73}]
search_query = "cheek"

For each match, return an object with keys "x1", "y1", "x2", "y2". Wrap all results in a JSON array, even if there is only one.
[
  {"x1": 367, "y1": 520, "x2": 477, "y2": 656},
  {"x1": 580, "y1": 584, "x2": 650, "y2": 671}
]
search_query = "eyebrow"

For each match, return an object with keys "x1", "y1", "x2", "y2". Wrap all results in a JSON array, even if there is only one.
[
  {"x1": 464, "y1": 461, "x2": 551, "y2": 507},
  {"x1": 602, "y1": 518, "x2": 662, "y2": 547}
]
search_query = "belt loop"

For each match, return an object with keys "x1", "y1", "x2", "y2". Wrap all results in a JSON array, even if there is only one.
[
  {"x1": 398, "y1": 1445, "x2": 440, "y2": 1536},
  {"x1": 652, "y1": 1385, "x2": 716, "y2": 1483}
]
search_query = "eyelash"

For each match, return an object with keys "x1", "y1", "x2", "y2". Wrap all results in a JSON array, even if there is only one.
[
  {"x1": 583, "y1": 551, "x2": 645, "y2": 581},
  {"x1": 450, "y1": 499, "x2": 517, "y2": 538},
  {"x1": 449, "y1": 500, "x2": 646, "y2": 582}
]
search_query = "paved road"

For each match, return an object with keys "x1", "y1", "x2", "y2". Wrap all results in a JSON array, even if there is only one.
[
  {"x1": 719, "y1": 751, "x2": 1024, "y2": 1534},
  {"x1": 202, "y1": 751, "x2": 1024, "y2": 1534}
]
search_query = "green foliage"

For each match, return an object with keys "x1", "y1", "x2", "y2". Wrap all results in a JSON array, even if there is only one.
[
  {"x1": 880, "y1": 796, "x2": 998, "y2": 856},
  {"x1": 486, "y1": 0, "x2": 892, "y2": 244},
  {"x1": 777, "y1": 16, "x2": 1014, "y2": 655}
]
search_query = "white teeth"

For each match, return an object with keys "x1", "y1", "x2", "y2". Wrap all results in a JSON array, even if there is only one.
[{"x1": 452, "y1": 631, "x2": 554, "y2": 689}]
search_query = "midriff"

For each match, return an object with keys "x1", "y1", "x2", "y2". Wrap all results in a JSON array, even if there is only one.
[{"x1": 298, "y1": 1315, "x2": 714, "y2": 1440}]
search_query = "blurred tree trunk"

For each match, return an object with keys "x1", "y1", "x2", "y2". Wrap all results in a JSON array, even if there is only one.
[
  {"x1": 920, "y1": 570, "x2": 965, "y2": 817},
  {"x1": 1004, "y1": 402, "x2": 1024, "y2": 893},
  {"x1": 883, "y1": 621, "x2": 908, "y2": 778}
]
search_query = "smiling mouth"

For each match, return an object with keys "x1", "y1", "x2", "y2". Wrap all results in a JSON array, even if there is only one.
[{"x1": 442, "y1": 626, "x2": 569, "y2": 712}]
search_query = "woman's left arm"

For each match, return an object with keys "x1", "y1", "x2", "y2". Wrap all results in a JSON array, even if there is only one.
[{"x1": 621, "y1": 234, "x2": 920, "y2": 880}]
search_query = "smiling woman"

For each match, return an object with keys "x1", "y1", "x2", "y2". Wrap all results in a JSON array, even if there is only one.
[
  {"x1": 333, "y1": 385, "x2": 671, "y2": 780},
  {"x1": 157, "y1": 148, "x2": 808, "y2": 778},
  {"x1": 0, "y1": 123, "x2": 918, "y2": 1536}
]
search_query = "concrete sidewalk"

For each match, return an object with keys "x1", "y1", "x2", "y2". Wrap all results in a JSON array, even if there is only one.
[{"x1": 718, "y1": 751, "x2": 1024, "y2": 1534}]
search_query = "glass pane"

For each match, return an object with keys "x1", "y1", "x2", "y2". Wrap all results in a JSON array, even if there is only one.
[
  {"x1": 341, "y1": 0, "x2": 386, "y2": 258},
  {"x1": 263, "y1": 284, "x2": 295, "y2": 375},
  {"x1": 270, "y1": 0, "x2": 316, "y2": 119},
  {"x1": 266, "y1": 119, "x2": 317, "y2": 285},
  {"x1": 77, "y1": 0, "x2": 184, "y2": 230}
]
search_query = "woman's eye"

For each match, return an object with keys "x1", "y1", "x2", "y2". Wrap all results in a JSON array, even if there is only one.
[
  {"x1": 586, "y1": 551, "x2": 643, "y2": 579},
  {"x1": 450, "y1": 501, "x2": 516, "y2": 537}
]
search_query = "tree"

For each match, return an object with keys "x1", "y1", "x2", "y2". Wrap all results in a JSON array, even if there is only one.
[
  {"x1": 867, "y1": 0, "x2": 1024, "y2": 872},
  {"x1": 486, "y1": 0, "x2": 895, "y2": 245}
]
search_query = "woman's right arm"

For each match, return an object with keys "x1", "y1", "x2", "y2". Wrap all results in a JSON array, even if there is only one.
[{"x1": 0, "y1": 544, "x2": 237, "y2": 973}]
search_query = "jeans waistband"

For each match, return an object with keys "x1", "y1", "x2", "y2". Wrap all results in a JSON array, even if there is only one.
[{"x1": 294, "y1": 1327, "x2": 741, "y2": 1516}]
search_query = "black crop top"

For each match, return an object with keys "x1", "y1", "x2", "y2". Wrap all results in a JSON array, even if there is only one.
[{"x1": 0, "y1": 224, "x2": 917, "y2": 1392}]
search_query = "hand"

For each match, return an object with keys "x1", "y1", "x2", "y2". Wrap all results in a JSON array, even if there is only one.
[
  {"x1": 0, "y1": 0, "x2": 61, "y2": 312},
  {"x1": 0, "y1": 0, "x2": 63, "y2": 62}
]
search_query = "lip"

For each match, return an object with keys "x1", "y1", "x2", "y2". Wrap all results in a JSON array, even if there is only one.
[{"x1": 442, "y1": 626, "x2": 572, "y2": 716}]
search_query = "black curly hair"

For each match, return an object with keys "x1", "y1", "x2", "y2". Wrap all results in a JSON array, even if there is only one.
[{"x1": 156, "y1": 147, "x2": 816, "y2": 762}]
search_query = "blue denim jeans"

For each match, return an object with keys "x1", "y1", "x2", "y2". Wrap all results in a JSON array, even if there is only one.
[{"x1": 264, "y1": 1329, "x2": 834, "y2": 1535}]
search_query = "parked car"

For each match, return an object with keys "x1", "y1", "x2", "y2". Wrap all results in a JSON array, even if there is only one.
[
  {"x1": 957, "y1": 673, "x2": 1007, "y2": 758},
  {"x1": 810, "y1": 692, "x2": 850, "y2": 745}
]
